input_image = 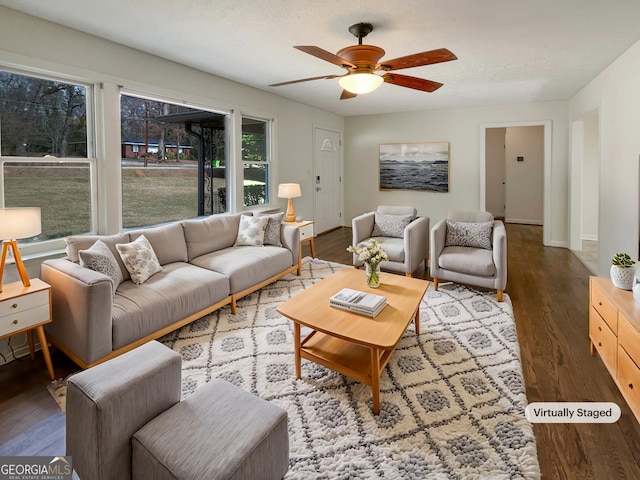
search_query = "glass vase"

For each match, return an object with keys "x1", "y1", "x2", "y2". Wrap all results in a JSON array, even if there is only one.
[{"x1": 366, "y1": 263, "x2": 381, "y2": 288}]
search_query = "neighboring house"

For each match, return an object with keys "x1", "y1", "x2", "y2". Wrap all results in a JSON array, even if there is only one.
[{"x1": 121, "y1": 138, "x2": 193, "y2": 160}]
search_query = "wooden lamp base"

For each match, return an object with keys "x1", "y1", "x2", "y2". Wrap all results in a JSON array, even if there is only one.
[
  {"x1": 285, "y1": 198, "x2": 297, "y2": 222},
  {"x1": 0, "y1": 239, "x2": 31, "y2": 293}
]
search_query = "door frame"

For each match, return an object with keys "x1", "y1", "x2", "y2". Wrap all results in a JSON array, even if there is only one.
[
  {"x1": 312, "y1": 124, "x2": 344, "y2": 232},
  {"x1": 480, "y1": 120, "x2": 553, "y2": 246}
]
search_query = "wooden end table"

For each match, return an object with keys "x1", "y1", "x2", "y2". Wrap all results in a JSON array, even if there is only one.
[{"x1": 276, "y1": 268, "x2": 429, "y2": 414}]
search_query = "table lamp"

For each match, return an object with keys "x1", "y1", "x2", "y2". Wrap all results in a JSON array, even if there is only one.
[
  {"x1": 0, "y1": 207, "x2": 42, "y2": 292},
  {"x1": 278, "y1": 183, "x2": 302, "y2": 222}
]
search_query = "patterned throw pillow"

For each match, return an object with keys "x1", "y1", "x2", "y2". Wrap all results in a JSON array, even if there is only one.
[
  {"x1": 234, "y1": 215, "x2": 270, "y2": 246},
  {"x1": 445, "y1": 220, "x2": 493, "y2": 250},
  {"x1": 78, "y1": 239, "x2": 123, "y2": 296},
  {"x1": 257, "y1": 212, "x2": 285, "y2": 246},
  {"x1": 116, "y1": 235, "x2": 163, "y2": 285},
  {"x1": 371, "y1": 213, "x2": 413, "y2": 238}
]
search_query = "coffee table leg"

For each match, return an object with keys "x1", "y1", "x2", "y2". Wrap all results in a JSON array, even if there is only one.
[
  {"x1": 294, "y1": 322, "x2": 301, "y2": 379},
  {"x1": 371, "y1": 347, "x2": 380, "y2": 415},
  {"x1": 414, "y1": 307, "x2": 420, "y2": 335}
]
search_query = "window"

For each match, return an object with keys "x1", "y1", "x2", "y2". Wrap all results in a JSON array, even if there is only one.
[
  {"x1": 0, "y1": 70, "x2": 94, "y2": 243},
  {"x1": 242, "y1": 117, "x2": 270, "y2": 207},
  {"x1": 120, "y1": 94, "x2": 228, "y2": 228}
]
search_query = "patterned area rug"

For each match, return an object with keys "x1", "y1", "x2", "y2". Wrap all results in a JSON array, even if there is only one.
[{"x1": 49, "y1": 258, "x2": 540, "y2": 479}]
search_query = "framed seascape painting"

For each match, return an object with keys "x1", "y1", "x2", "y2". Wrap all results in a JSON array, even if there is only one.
[{"x1": 379, "y1": 142, "x2": 450, "y2": 192}]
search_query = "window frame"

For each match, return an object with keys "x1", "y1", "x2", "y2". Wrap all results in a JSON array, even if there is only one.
[
  {"x1": 0, "y1": 66, "x2": 98, "y2": 255},
  {"x1": 240, "y1": 114, "x2": 274, "y2": 210}
]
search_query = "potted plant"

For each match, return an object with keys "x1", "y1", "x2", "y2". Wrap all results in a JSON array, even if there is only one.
[{"x1": 610, "y1": 252, "x2": 636, "y2": 290}]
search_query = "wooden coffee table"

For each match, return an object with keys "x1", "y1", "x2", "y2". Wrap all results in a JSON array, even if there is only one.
[{"x1": 276, "y1": 268, "x2": 429, "y2": 414}]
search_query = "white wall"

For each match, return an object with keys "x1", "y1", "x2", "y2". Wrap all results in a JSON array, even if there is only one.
[
  {"x1": 344, "y1": 101, "x2": 569, "y2": 245},
  {"x1": 581, "y1": 113, "x2": 599, "y2": 240},
  {"x1": 485, "y1": 128, "x2": 506, "y2": 217},
  {"x1": 505, "y1": 126, "x2": 544, "y2": 224},
  {"x1": 570, "y1": 38, "x2": 640, "y2": 275}
]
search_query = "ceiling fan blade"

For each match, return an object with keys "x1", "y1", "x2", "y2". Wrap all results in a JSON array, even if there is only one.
[
  {"x1": 269, "y1": 74, "x2": 341, "y2": 87},
  {"x1": 340, "y1": 90, "x2": 357, "y2": 100},
  {"x1": 294, "y1": 46, "x2": 356, "y2": 69},
  {"x1": 379, "y1": 48, "x2": 457, "y2": 71},
  {"x1": 382, "y1": 73, "x2": 443, "y2": 92}
]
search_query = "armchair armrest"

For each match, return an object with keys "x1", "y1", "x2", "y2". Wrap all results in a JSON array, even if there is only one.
[
  {"x1": 430, "y1": 219, "x2": 447, "y2": 274},
  {"x1": 41, "y1": 258, "x2": 114, "y2": 367},
  {"x1": 404, "y1": 216, "x2": 430, "y2": 272},
  {"x1": 351, "y1": 212, "x2": 375, "y2": 265},
  {"x1": 492, "y1": 220, "x2": 507, "y2": 290}
]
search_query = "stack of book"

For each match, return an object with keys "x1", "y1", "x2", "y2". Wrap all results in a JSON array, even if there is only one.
[{"x1": 329, "y1": 288, "x2": 387, "y2": 318}]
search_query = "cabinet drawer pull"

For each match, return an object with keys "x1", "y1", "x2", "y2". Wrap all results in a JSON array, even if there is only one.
[
  {"x1": 630, "y1": 384, "x2": 634, "y2": 390},
  {"x1": 12, "y1": 303, "x2": 18, "y2": 309},
  {"x1": 598, "y1": 342, "x2": 602, "y2": 347},
  {"x1": 12, "y1": 319, "x2": 18, "y2": 325},
  {"x1": 599, "y1": 301, "x2": 603, "y2": 306},
  {"x1": 598, "y1": 326, "x2": 602, "y2": 331}
]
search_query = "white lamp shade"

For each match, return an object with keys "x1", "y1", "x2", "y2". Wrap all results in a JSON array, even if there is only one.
[
  {"x1": 278, "y1": 183, "x2": 302, "y2": 199},
  {"x1": 338, "y1": 73, "x2": 384, "y2": 94},
  {"x1": 0, "y1": 207, "x2": 42, "y2": 239}
]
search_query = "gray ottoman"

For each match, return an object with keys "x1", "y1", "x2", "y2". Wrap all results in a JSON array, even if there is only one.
[
  {"x1": 67, "y1": 341, "x2": 182, "y2": 480},
  {"x1": 132, "y1": 379, "x2": 289, "y2": 480}
]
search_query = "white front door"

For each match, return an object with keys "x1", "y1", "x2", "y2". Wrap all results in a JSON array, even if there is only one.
[{"x1": 313, "y1": 127, "x2": 342, "y2": 233}]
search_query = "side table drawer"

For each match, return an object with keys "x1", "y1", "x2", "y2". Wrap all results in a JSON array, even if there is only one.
[
  {"x1": 299, "y1": 224, "x2": 314, "y2": 240},
  {"x1": 0, "y1": 304, "x2": 50, "y2": 337},
  {"x1": 617, "y1": 347, "x2": 640, "y2": 418},
  {"x1": 0, "y1": 290, "x2": 49, "y2": 317},
  {"x1": 590, "y1": 308, "x2": 617, "y2": 373},
  {"x1": 591, "y1": 282, "x2": 618, "y2": 332}
]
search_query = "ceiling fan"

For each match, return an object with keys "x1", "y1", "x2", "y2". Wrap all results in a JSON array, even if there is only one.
[{"x1": 269, "y1": 22, "x2": 457, "y2": 100}]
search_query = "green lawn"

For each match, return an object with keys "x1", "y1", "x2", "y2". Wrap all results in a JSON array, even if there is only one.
[{"x1": 4, "y1": 165, "x2": 202, "y2": 239}]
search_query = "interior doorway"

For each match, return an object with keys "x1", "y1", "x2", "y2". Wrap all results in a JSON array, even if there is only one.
[{"x1": 481, "y1": 121, "x2": 552, "y2": 245}]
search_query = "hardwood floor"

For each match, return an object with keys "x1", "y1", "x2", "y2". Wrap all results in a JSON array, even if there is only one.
[{"x1": 1, "y1": 223, "x2": 639, "y2": 479}]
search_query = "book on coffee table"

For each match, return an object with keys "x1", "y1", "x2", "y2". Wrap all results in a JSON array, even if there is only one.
[{"x1": 329, "y1": 288, "x2": 387, "y2": 318}]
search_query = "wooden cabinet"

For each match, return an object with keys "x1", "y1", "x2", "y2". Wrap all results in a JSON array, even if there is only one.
[
  {"x1": 589, "y1": 276, "x2": 640, "y2": 421},
  {"x1": 0, "y1": 278, "x2": 54, "y2": 379}
]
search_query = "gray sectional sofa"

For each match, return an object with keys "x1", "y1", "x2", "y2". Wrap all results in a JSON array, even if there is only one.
[{"x1": 41, "y1": 213, "x2": 300, "y2": 369}]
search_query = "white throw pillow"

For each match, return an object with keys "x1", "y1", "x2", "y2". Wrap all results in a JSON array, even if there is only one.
[
  {"x1": 371, "y1": 213, "x2": 413, "y2": 238},
  {"x1": 116, "y1": 235, "x2": 163, "y2": 284},
  {"x1": 234, "y1": 215, "x2": 270, "y2": 246},
  {"x1": 78, "y1": 239, "x2": 123, "y2": 296},
  {"x1": 445, "y1": 220, "x2": 493, "y2": 250}
]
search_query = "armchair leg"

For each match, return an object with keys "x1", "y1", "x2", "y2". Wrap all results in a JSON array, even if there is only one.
[
  {"x1": 405, "y1": 272, "x2": 412, "y2": 278},
  {"x1": 433, "y1": 278, "x2": 439, "y2": 291},
  {"x1": 497, "y1": 290, "x2": 504, "y2": 302}
]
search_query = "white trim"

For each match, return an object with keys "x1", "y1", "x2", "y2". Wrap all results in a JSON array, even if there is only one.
[
  {"x1": 480, "y1": 120, "x2": 552, "y2": 246},
  {"x1": 505, "y1": 218, "x2": 544, "y2": 225},
  {"x1": 581, "y1": 234, "x2": 599, "y2": 241},
  {"x1": 312, "y1": 124, "x2": 344, "y2": 228}
]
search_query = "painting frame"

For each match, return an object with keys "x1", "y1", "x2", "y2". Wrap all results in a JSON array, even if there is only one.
[{"x1": 379, "y1": 142, "x2": 450, "y2": 192}]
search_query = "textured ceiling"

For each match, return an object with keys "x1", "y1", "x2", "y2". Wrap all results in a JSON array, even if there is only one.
[{"x1": 2, "y1": 0, "x2": 640, "y2": 116}]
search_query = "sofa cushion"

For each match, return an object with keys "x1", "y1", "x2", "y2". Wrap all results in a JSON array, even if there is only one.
[
  {"x1": 112, "y1": 263, "x2": 230, "y2": 350},
  {"x1": 182, "y1": 214, "x2": 243, "y2": 261},
  {"x1": 445, "y1": 220, "x2": 493, "y2": 250},
  {"x1": 369, "y1": 236, "x2": 405, "y2": 263},
  {"x1": 129, "y1": 222, "x2": 188, "y2": 265},
  {"x1": 67, "y1": 232, "x2": 131, "y2": 281},
  {"x1": 78, "y1": 239, "x2": 123, "y2": 296},
  {"x1": 191, "y1": 246, "x2": 293, "y2": 294},
  {"x1": 234, "y1": 215, "x2": 269, "y2": 246},
  {"x1": 371, "y1": 213, "x2": 413, "y2": 238},
  {"x1": 116, "y1": 235, "x2": 163, "y2": 285},
  {"x1": 438, "y1": 246, "x2": 495, "y2": 277},
  {"x1": 256, "y1": 212, "x2": 285, "y2": 247}
]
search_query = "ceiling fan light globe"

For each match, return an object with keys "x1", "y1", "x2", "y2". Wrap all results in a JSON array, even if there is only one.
[{"x1": 338, "y1": 73, "x2": 383, "y2": 94}]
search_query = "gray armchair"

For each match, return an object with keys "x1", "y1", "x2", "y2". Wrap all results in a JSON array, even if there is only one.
[
  {"x1": 430, "y1": 211, "x2": 507, "y2": 301},
  {"x1": 352, "y1": 205, "x2": 429, "y2": 277}
]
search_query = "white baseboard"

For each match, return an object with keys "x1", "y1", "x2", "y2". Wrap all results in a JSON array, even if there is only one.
[
  {"x1": 546, "y1": 240, "x2": 569, "y2": 248},
  {"x1": 581, "y1": 234, "x2": 598, "y2": 241},
  {"x1": 505, "y1": 218, "x2": 543, "y2": 226}
]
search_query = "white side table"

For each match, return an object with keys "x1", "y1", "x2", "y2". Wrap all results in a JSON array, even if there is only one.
[{"x1": 0, "y1": 278, "x2": 54, "y2": 379}]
